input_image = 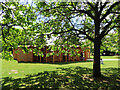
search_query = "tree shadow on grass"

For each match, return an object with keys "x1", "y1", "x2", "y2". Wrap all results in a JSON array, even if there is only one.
[
  {"x1": 117, "y1": 56, "x2": 120, "y2": 59},
  {"x1": 2, "y1": 67, "x2": 120, "y2": 89},
  {"x1": 18, "y1": 60, "x2": 93, "y2": 65},
  {"x1": 52, "y1": 60, "x2": 93, "y2": 65}
]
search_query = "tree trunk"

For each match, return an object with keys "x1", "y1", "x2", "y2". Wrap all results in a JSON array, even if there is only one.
[{"x1": 93, "y1": 39, "x2": 101, "y2": 77}]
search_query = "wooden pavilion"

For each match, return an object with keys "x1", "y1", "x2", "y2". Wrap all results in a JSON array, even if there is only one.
[{"x1": 13, "y1": 45, "x2": 90, "y2": 63}]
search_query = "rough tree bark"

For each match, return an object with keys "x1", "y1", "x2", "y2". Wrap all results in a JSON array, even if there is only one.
[
  {"x1": 93, "y1": 38, "x2": 101, "y2": 77},
  {"x1": 93, "y1": 12, "x2": 101, "y2": 77}
]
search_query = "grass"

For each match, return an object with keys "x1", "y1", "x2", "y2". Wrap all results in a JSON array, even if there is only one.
[
  {"x1": 1, "y1": 59, "x2": 93, "y2": 78},
  {"x1": 1, "y1": 59, "x2": 118, "y2": 78},
  {"x1": 1, "y1": 58, "x2": 120, "y2": 89},
  {"x1": 90, "y1": 55, "x2": 120, "y2": 59}
]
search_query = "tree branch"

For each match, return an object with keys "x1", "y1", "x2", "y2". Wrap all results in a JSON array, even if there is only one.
[
  {"x1": 78, "y1": 10, "x2": 95, "y2": 20},
  {"x1": 100, "y1": 1, "x2": 120, "y2": 22},
  {"x1": 100, "y1": 25, "x2": 118, "y2": 39},
  {"x1": 56, "y1": 9, "x2": 75, "y2": 28},
  {"x1": 99, "y1": 2, "x2": 108, "y2": 14},
  {"x1": 87, "y1": 2, "x2": 94, "y2": 9},
  {"x1": 40, "y1": 5, "x2": 69, "y2": 13},
  {"x1": 40, "y1": 28, "x2": 94, "y2": 42},
  {"x1": 71, "y1": 2, "x2": 77, "y2": 10},
  {"x1": 110, "y1": 12, "x2": 120, "y2": 14}
]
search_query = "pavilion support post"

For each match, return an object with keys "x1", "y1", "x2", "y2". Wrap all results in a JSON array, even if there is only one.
[
  {"x1": 65, "y1": 56, "x2": 67, "y2": 62},
  {"x1": 68, "y1": 54, "x2": 69, "y2": 62},
  {"x1": 60, "y1": 53, "x2": 61, "y2": 62},
  {"x1": 73, "y1": 56, "x2": 74, "y2": 61},
  {"x1": 46, "y1": 46, "x2": 47, "y2": 63},
  {"x1": 32, "y1": 48, "x2": 34, "y2": 62},
  {"x1": 84, "y1": 50, "x2": 87, "y2": 61},
  {"x1": 40, "y1": 56, "x2": 41, "y2": 62},
  {"x1": 53, "y1": 52, "x2": 54, "y2": 63},
  {"x1": 39, "y1": 49, "x2": 41, "y2": 62},
  {"x1": 89, "y1": 48, "x2": 90, "y2": 58}
]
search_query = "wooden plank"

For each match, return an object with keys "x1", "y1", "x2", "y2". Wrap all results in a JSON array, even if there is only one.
[
  {"x1": 32, "y1": 48, "x2": 33, "y2": 62},
  {"x1": 13, "y1": 49, "x2": 17, "y2": 59},
  {"x1": 26, "y1": 48, "x2": 33, "y2": 62}
]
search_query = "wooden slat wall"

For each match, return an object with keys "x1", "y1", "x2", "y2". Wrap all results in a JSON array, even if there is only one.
[
  {"x1": 53, "y1": 50, "x2": 63, "y2": 62},
  {"x1": 14, "y1": 46, "x2": 90, "y2": 63},
  {"x1": 67, "y1": 47, "x2": 82, "y2": 61},
  {"x1": 17, "y1": 48, "x2": 33, "y2": 62}
]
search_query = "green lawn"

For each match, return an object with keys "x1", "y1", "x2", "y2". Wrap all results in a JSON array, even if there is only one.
[
  {"x1": 1, "y1": 58, "x2": 120, "y2": 89},
  {"x1": 90, "y1": 55, "x2": 120, "y2": 59}
]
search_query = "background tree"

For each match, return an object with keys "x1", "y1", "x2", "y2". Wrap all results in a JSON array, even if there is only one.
[{"x1": 101, "y1": 30, "x2": 119, "y2": 55}]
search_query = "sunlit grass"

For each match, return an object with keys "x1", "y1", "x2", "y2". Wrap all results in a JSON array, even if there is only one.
[
  {"x1": 90, "y1": 55, "x2": 120, "y2": 59},
  {"x1": 1, "y1": 58, "x2": 118, "y2": 78}
]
